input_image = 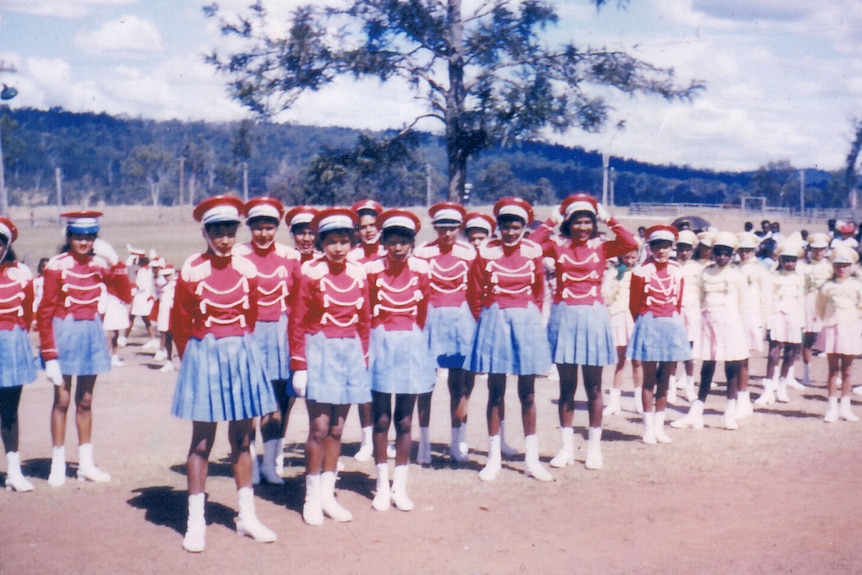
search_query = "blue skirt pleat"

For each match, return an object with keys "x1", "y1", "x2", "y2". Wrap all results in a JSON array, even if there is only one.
[
  {"x1": 547, "y1": 302, "x2": 617, "y2": 366},
  {"x1": 172, "y1": 333, "x2": 278, "y2": 422},
  {"x1": 305, "y1": 332, "x2": 371, "y2": 405},
  {"x1": 53, "y1": 316, "x2": 111, "y2": 376},
  {"x1": 424, "y1": 303, "x2": 476, "y2": 369},
  {"x1": 626, "y1": 312, "x2": 692, "y2": 362},
  {"x1": 0, "y1": 326, "x2": 37, "y2": 388},
  {"x1": 470, "y1": 303, "x2": 552, "y2": 376},
  {"x1": 371, "y1": 325, "x2": 436, "y2": 394},
  {"x1": 250, "y1": 314, "x2": 291, "y2": 381}
]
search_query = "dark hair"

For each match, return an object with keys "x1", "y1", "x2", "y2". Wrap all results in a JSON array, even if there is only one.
[
  {"x1": 560, "y1": 211, "x2": 597, "y2": 239},
  {"x1": 247, "y1": 216, "x2": 280, "y2": 228},
  {"x1": 744, "y1": 221, "x2": 753, "y2": 232},
  {"x1": 37, "y1": 257, "x2": 49, "y2": 274},
  {"x1": 291, "y1": 222, "x2": 314, "y2": 236},
  {"x1": 0, "y1": 240, "x2": 17, "y2": 264},
  {"x1": 356, "y1": 209, "x2": 378, "y2": 220},
  {"x1": 381, "y1": 226, "x2": 416, "y2": 244},
  {"x1": 496, "y1": 214, "x2": 525, "y2": 227},
  {"x1": 315, "y1": 227, "x2": 353, "y2": 252}
]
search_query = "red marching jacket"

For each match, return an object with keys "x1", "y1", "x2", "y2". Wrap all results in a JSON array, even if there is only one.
[
  {"x1": 467, "y1": 237, "x2": 545, "y2": 319},
  {"x1": 37, "y1": 252, "x2": 132, "y2": 361},
  {"x1": 0, "y1": 262, "x2": 34, "y2": 332},
  {"x1": 530, "y1": 219, "x2": 638, "y2": 306},
  {"x1": 170, "y1": 252, "x2": 260, "y2": 358},
  {"x1": 366, "y1": 255, "x2": 430, "y2": 331},
  {"x1": 629, "y1": 259, "x2": 685, "y2": 319},
  {"x1": 233, "y1": 242, "x2": 300, "y2": 323},
  {"x1": 413, "y1": 239, "x2": 475, "y2": 309},
  {"x1": 289, "y1": 258, "x2": 371, "y2": 370}
]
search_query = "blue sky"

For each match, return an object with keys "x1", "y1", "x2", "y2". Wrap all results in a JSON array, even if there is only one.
[{"x1": 1, "y1": 0, "x2": 861, "y2": 174}]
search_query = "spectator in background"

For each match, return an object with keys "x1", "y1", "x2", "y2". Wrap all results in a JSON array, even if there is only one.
[
  {"x1": 831, "y1": 222, "x2": 859, "y2": 250},
  {"x1": 756, "y1": 220, "x2": 772, "y2": 239},
  {"x1": 770, "y1": 222, "x2": 785, "y2": 244}
]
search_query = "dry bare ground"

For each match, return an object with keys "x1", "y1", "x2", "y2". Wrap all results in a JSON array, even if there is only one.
[
  {"x1": 3, "y1": 206, "x2": 860, "y2": 574},
  {"x1": 2, "y1": 326, "x2": 861, "y2": 575}
]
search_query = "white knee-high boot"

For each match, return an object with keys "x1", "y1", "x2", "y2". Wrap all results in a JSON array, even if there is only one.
[
  {"x1": 653, "y1": 411, "x2": 672, "y2": 443},
  {"x1": 5, "y1": 452, "x2": 34, "y2": 492},
  {"x1": 723, "y1": 399, "x2": 739, "y2": 430},
  {"x1": 320, "y1": 470, "x2": 353, "y2": 521},
  {"x1": 524, "y1": 435, "x2": 553, "y2": 482},
  {"x1": 355, "y1": 426, "x2": 374, "y2": 462},
  {"x1": 603, "y1": 388, "x2": 621, "y2": 416},
  {"x1": 372, "y1": 463, "x2": 391, "y2": 511},
  {"x1": 671, "y1": 400, "x2": 704, "y2": 429},
  {"x1": 48, "y1": 445, "x2": 66, "y2": 487},
  {"x1": 549, "y1": 427, "x2": 574, "y2": 468},
  {"x1": 479, "y1": 435, "x2": 502, "y2": 481},
  {"x1": 824, "y1": 396, "x2": 839, "y2": 422},
  {"x1": 236, "y1": 486, "x2": 277, "y2": 542},
  {"x1": 390, "y1": 465, "x2": 414, "y2": 511},
  {"x1": 77, "y1": 443, "x2": 111, "y2": 483},
  {"x1": 416, "y1": 426, "x2": 431, "y2": 464},
  {"x1": 182, "y1": 493, "x2": 206, "y2": 553},
  {"x1": 450, "y1": 427, "x2": 469, "y2": 463},
  {"x1": 260, "y1": 439, "x2": 285, "y2": 485},
  {"x1": 584, "y1": 427, "x2": 603, "y2": 470},
  {"x1": 302, "y1": 474, "x2": 324, "y2": 526},
  {"x1": 840, "y1": 396, "x2": 859, "y2": 422}
]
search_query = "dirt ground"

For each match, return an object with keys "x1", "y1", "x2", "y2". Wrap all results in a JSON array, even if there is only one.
[{"x1": 2, "y1": 323, "x2": 861, "y2": 575}]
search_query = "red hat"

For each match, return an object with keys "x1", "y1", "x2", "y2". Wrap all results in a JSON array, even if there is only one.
[
  {"x1": 0, "y1": 216, "x2": 18, "y2": 243},
  {"x1": 193, "y1": 195, "x2": 244, "y2": 224},
  {"x1": 285, "y1": 205, "x2": 319, "y2": 229},
  {"x1": 61, "y1": 210, "x2": 103, "y2": 234},
  {"x1": 645, "y1": 224, "x2": 678, "y2": 244},
  {"x1": 429, "y1": 202, "x2": 467, "y2": 226},
  {"x1": 560, "y1": 193, "x2": 598, "y2": 218},
  {"x1": 464, "y1": 212, "x2": 496, "y2": 234},
  {"x1": 244, "y1": 196, "x2": 285, "y2": 221},
  {"x1": 313, "y1": 207, "x2": 357, "y2": 234},
  {"x1": 493, "y1": 197, "x2": 534, "y2": 226},
  {"x1": 378, "y1": 209, "x2": 421, "y2": 234},
  {"x1": 839, "y1": 221, "x2": 857, "y2": 235},
  {"x1": 351, "y1": 199, "x2": 383, "y2": 218}
]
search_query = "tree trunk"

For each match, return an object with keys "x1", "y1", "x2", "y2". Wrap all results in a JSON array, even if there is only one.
[{"x1": 445, "y1": 0, "x2": 467, "y2": 204}]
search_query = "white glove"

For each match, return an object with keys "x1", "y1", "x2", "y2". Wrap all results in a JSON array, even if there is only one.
[
  {"x1": 93, "y1": 238, "x2": 119, "y2": 265},
  {"x1": 596, "y1": 202, "x2": 612, "y2": 224},
  {"x1": 44, "y1": 359, "x2": 63, "y2": 386},
  {"x1": 550, "y1": 205, "x2": 565, "y2": 226},
  {"x1": 292, "y1": 370, "x2": 308, "y2": 398}
]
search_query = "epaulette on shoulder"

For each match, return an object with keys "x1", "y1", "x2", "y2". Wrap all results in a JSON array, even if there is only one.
[
  {"x1": 408, "y1": 256, "x2": 430, "y2": 273},
  {"x1": 519, "y1": 238, "x2": 543, "y2": 258},
  {"x1": 452, "y1": 241, "x2": 477, "y2": 260},
  {"x1": 231, "y1": 253, "x2": 258, "y2": 277},
  {"x1": 181, "y1": 253, "x2": 210, "y2": 283},
  {"x1": 274, "y1": 242, "x2": 301, "y2": 260}
]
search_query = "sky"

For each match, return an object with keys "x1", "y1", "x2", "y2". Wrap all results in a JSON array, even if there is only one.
[{"x1": 1, "y1": 0, "x2": 861, "y2": 174}]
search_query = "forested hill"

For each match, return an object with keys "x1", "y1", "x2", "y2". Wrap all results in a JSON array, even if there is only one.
[{"x1": 0, "y1": 106, "x2": 842, "y2": 209}]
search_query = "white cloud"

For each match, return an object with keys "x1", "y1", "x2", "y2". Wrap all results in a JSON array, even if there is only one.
[
  {"x1": 0, "y1": 0, "x2": 136, "y2": 19},
  {"x1": 73, "y1": 14, "x2": 163, "y2": 55}
]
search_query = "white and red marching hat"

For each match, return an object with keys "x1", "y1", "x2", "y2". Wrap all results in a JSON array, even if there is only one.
[
  {"x1": 62, "y1": 210, "x2": 102, "y2": 234},
  {"x1": 646, "y1": 224, "x2": 678, "y2": 244},
  {"x1": 378, "y1": 209, "x2": 421, "y2": 234},
  {"x1": 351, "y1": 199, "x2": 384, "y2": 218},
  {"x1": 285, "y1": 205, "x2": 319, "y2": 229},
  {"x1": 493, "y1": 197, "x2": 534, "y2": 226},
  {"x1": 244, "y1": 197, "x2": 285, "y2": 222},
  {"x1": 560, "y1": 193, "x2": 598, "y2": 218},
  {"x1": 0, "y1": 216, "x2": 18, "y2": 243},
  {"x1": 429, "y1": 202, "x2": 466, "y2": 227},
  {"x1": 313, "y1": 207, "x2": 357, "y2": 235},
  {"x1": 193, "y1": 195, "x2": 244, "y2": 225},
  {"x1": 464, "y1": 212, "x2": 496, "y2": 235}
]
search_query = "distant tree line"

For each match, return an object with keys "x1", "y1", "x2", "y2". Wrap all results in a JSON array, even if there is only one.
[{"x1": 0, "y1": 106, "x2": 847, "y2": 210}]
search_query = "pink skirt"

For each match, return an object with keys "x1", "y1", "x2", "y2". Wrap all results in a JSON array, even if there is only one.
[
  {"x1": 700, "y1": 310, "x2": 749, "y2": 361},
  {"x1": 804, "y1": 292, "x2": 823, "y2": 333},
  {"x1": 767, "y1": 312, "x2": 804, "y2": 345},
  {"x1": 609, "y1": 311, "x2": 634, "y2": 348},
  {"x1": 815, "y1": 324, "x2": 862, "y2": 356}
]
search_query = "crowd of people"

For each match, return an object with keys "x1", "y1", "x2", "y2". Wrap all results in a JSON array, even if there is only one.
[{"x1": 0, "y1": 197, "x2": 859, "y2": 554}]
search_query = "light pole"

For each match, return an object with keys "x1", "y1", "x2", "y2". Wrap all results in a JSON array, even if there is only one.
[{"x1": 0, "y1": 82, "x2": 18, "y2": 216}]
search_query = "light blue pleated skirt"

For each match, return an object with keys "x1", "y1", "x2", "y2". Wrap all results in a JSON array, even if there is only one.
[
  {"x1": 0, "y1": 326, "x2": 37, "y2": 388},
  {"x1": 425, "y1": 303, "x2": 476, "y2": 369},
  {"x1": 172, "y1": 333, "x2": 277, "y2": 422},
  {"x1": 53, "y1": 316, "x2": 111, "y2": 376},
  {"x1": 370, "y1": 325, "x2": 436, "y2": 394},
  {"x1": 547, "y1": 301, "x2": 616, "y2": 366},
  {"x1": 626, "y1": 312, "x2": 692, "y2": 362},
  {"x1": 470, "y1": 303, "x2": 552, "y2": 376},
  {"x1": 305, "y1": 332, "x2": 371, "y2": 405},
  {"x1": 250, "y1": 314, "x2": 291, "y2": 382}
]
